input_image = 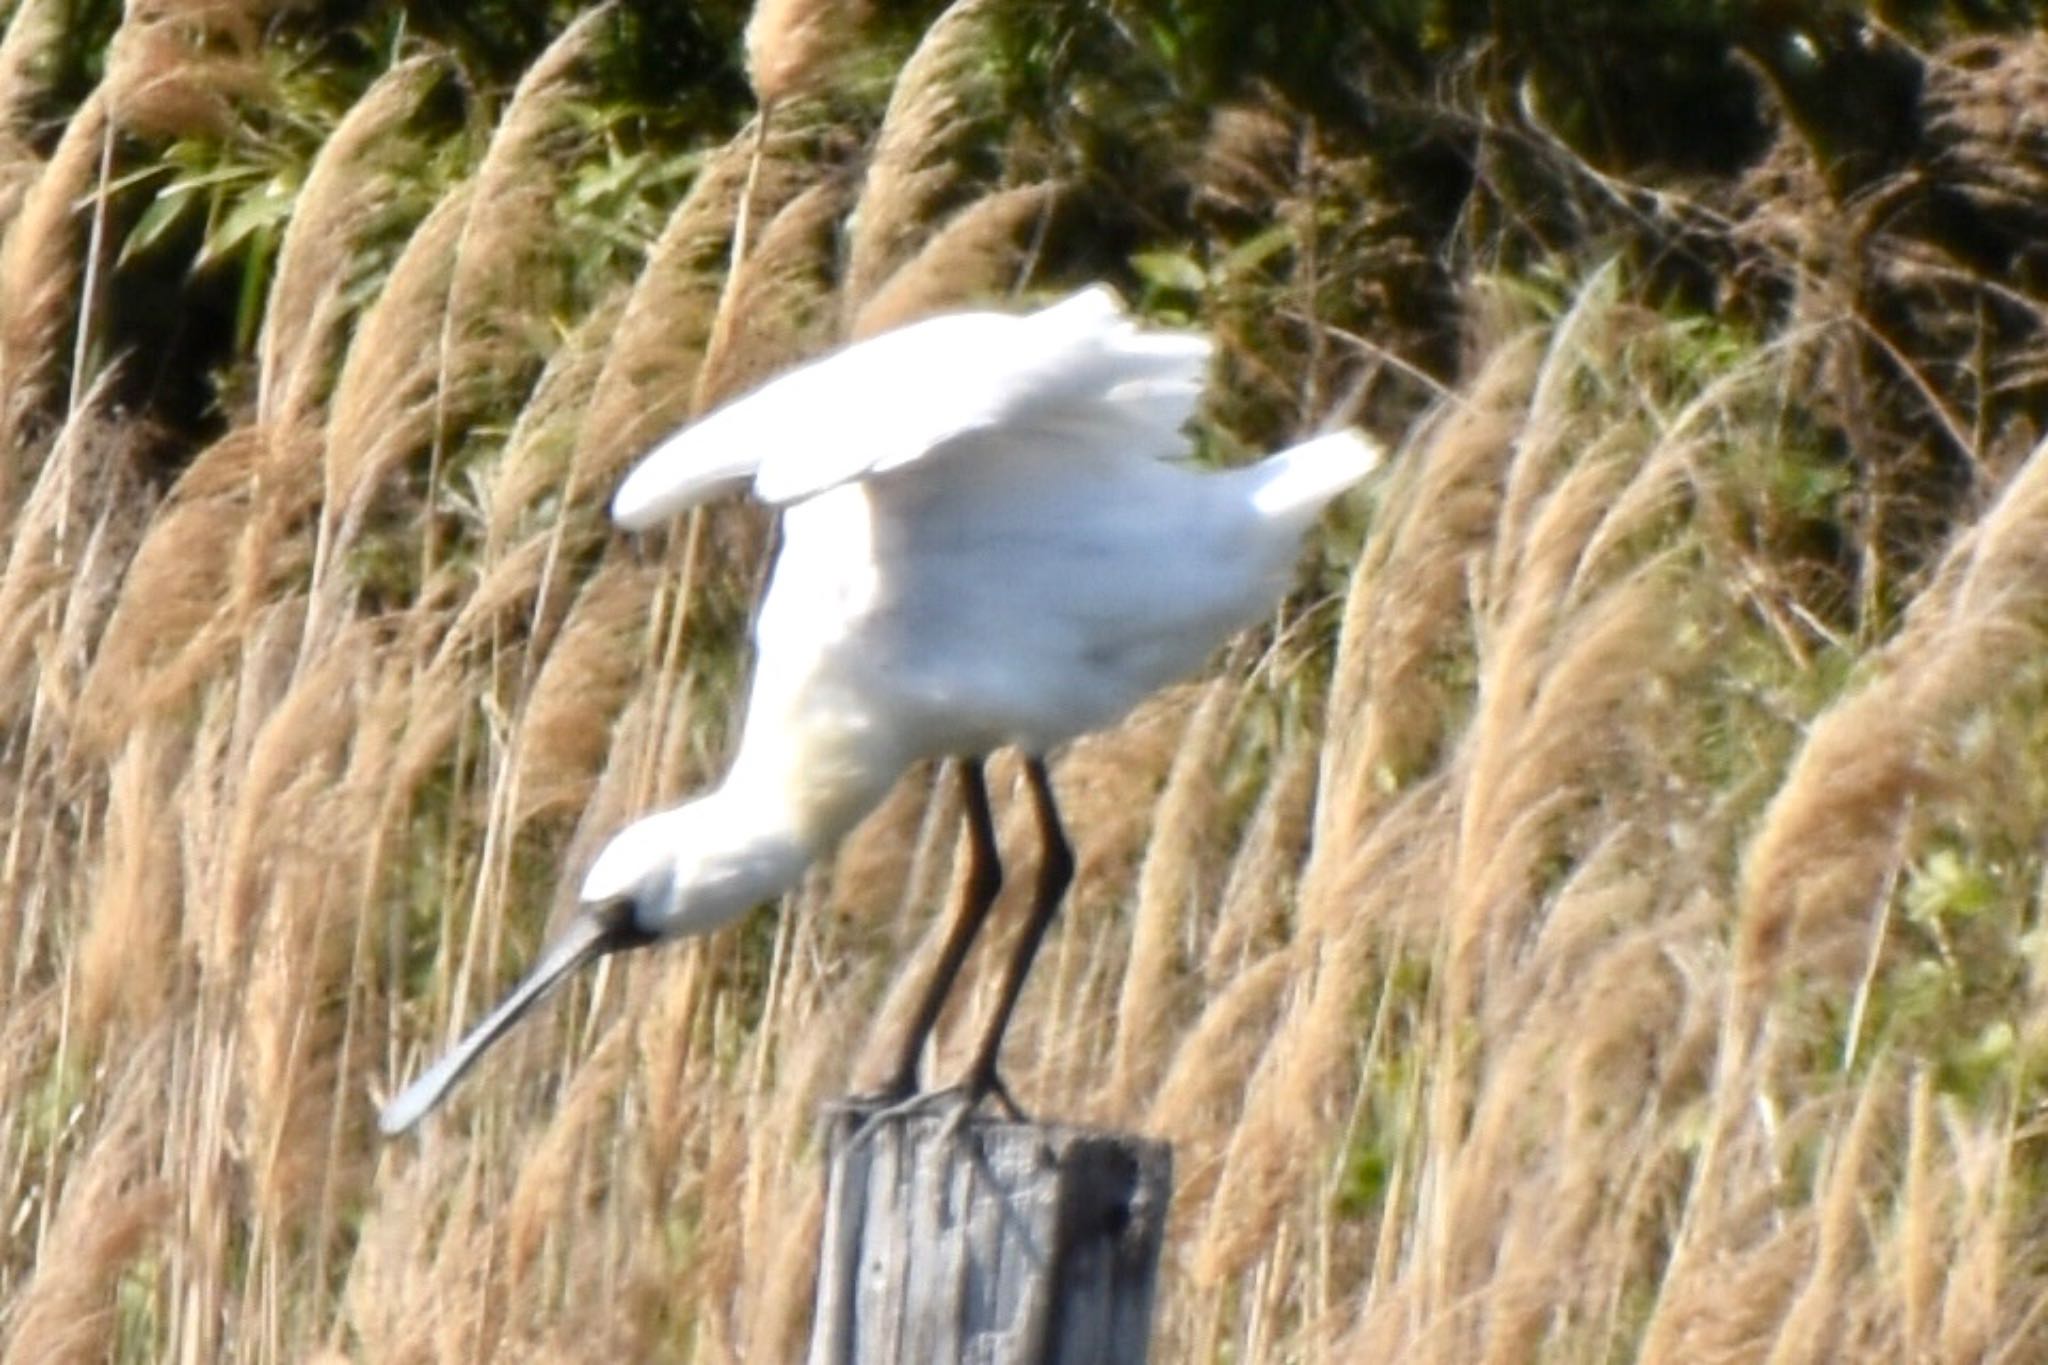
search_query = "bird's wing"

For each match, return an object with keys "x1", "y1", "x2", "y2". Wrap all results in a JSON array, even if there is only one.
[{"x1": 610, "y1": 287, "x2": 1211, "y2": 530}]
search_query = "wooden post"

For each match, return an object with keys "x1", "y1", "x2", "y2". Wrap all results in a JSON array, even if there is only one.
[{"x1": 806, "y1": 1101, "x2": 1173, "y2": 1365}]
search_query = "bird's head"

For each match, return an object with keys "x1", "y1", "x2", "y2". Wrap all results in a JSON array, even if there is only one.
[
  {"x1": 577, "y1": 798, "x2": 811, "y2": 939},
  {"x1": 376, "y1": 796, "x2": 812, "y2": 1136}
]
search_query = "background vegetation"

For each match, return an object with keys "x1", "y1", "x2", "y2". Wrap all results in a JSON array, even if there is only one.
[{"x1": 3, "y1": 0, "x2": 2048, "y2": 1359}]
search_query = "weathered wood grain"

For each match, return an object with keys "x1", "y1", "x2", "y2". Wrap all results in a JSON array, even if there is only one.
[{"x1": 807, "y1": 1101, "x2": 1172, "y2": 1365}]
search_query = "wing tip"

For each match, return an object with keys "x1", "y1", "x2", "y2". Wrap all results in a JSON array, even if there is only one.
[
  {"x1": 610, "y1": 435, "x2": 755, "y2": 530},
  {"x1": 1251, "y1": 429, "x2": 1386, "y2": 519},
  {"x1": 608, "y1": 468, "x2": 668, "y2": 531},
  {"x1": 1037, "y1": 283, "x2": 1128, "y2": 323}
]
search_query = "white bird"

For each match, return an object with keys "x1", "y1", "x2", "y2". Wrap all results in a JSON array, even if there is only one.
[{"x1": 380, "y1": 286, "x2": 1380, "y2": 1136}]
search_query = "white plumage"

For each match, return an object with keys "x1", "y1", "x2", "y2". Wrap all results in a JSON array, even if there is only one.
[{"x1": 381, "y1": 286, "x2": 1380, "y2": 1135}]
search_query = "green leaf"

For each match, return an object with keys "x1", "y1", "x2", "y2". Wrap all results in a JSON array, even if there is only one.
[
  {"x1": 119, "y1": 192, "x2": 197, "y2": 265},
  {"x1": 196, "y1": 179, "x2": 294, "y2": 271},
  {"x1": 1129, "y1": 248, "x2": 1206, "y2": 294}
]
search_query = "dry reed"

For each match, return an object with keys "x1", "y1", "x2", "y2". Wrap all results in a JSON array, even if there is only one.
[
  {"x1": 694, "y1": 176, "x2": 850, "y2": 414},
  {"x1": 11, "y1": 15, "x2": 2048, "y2": 1363},
  {"x1": 841, "y1": 0, "x2": 1002, "y2": 311},
  {"x1": 573, "y1": 110, "x2": 836, "y2": 500},
  {"x1": 1107, "y1": 677, "x2": 1234, "y2": 1105},
  {"x1": 101, "y1": 0, "x2": 267, "y2": 140},
  {"x1": 0, "y1": 1034, "x2": 175, "y2": 1365},
  {"x1": 259, "y1": 56, "x2": 445, "y2": 433},
  {"x1": 71, "y1": 722, "x2": 183, "y2": 1045},
  {"x1": 0, "y1": 0, "x2": 64, "y2": 228},
  {"x1": 745, "y1": 0, "x2": 869, "y2": 107},
  {"x1": 0, "y1": 90, "x2": 107, "y2": 470},
  {"x1": 849, "y1": 180, "x2": 1065, "y2": 336},
  {"x1": 317, "y1": 183, "x2": 469, "y2": 578},
  {"x1": 72, "y1": 427, "x2": 301, "y2": 749}
]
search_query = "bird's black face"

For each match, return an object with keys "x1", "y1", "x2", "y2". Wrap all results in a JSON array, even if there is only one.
[{"x1": 591, "y1": 894, "x2": 662, "y2": 952}]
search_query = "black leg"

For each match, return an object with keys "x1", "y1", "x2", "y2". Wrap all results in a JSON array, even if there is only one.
[
  {"x1": 961, "y1": 756, "x2": 1073, "y2": 1105},
  {"x1": 877, "y1": 757, "x2": 1002, "y2": 1098}
]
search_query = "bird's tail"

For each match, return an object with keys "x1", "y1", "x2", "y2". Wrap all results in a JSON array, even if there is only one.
[{"x1": 1248, "y1": 430, "x2": 1385, "y2": 525}]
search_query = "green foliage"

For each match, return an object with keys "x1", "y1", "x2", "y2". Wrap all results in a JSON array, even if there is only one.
[
  {"x1": 11, "y1": 1, "x2": 2048, "y2": 1359},
  {"x1": 1876, "y1": 837, "x2": 2046, "y2": 1110},
  {"x1": 553, "y1": 102, "x2": 706, "y2": 293},
  {"x1": 335, "y1": 0, "x2": 753, "y2": 112},
  {"x1": 61, "y1": 2, "x2": 761, "y2": 448},
  {"x1": 113, "y1": 76, "x2": 326, "y2": 354},
  {"x1": 113, "y1": 1253, "x2": 163, "y2": 1364},
  {"x1": 1332, "y1": 952, "x2": 1431, "y2": 1221},
  {"x1": 38, "y1": 0, "x2": 2040, "y2": 470}
]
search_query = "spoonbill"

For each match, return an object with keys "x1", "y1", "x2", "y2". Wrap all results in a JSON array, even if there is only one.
[{"x1": 379, "y1": 286, "x2": 1379, "y2": 1136}]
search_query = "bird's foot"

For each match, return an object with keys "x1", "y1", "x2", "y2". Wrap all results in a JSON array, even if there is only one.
[
  {"x1": 843, "y1": 1066, "x2": 1028, "y2": 1150},
  {"x1": 839, "y1": 1070, "x2": 921, "y2": 1149},
  {"x1": 844, "y1": 1087, "x2": 946, "y2": 1150},
  {"x1": 844, "y1": 1068, "x2": 920, "y2": 1112},
  {"x1": 955, "y1": 1059, "x2": 1027, "y2": 1124},
  {"x1": 928, "y1": 1066, "x2": 1029, "y2": 1147}
]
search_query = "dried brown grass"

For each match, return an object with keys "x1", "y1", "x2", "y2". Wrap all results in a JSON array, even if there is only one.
[
  {"x1": 0, "y1": 380, "x2": 144, "y2": 730},
  {"x1": 850, "y1": 180, "x2": 1065, "y2": 337},
  {"x1": 745, "y1": 0, "x2": 869, "y2": 107},
  {"x1": 1738, "y1": 425, "x2": 2048, "y2": 1013},
  {"x1": 0, "y1": 0, "x2": 64, "y2": 228},
  {"x1": 259, "y1": 55, "x2": 446, "y2": 433},
  {"x1": 318, "y1": 183, "x2": 469, "y2": 578},
  {"x1": 440, "y1": 11, "x2": 606, "y2": 381},
  {"x1": 73, "y1": 426, "x2": 312, "y2": 749},
  {"x1": 1108, "y1": 677, "x2": 1235, "y2": 1106},
  {"x1": 574, "y1": 109, "x2": 838, "y2": 499},
  {"x1": 72, "y1": 721, "x2": 184, "y2": 1045},
  {"x1": 1, "y1": 1032, "x2": 175, "y2": 1365},
  {"x1": 841, "y1": 0, "x2": 1003, "y2": 312},
  {"x1": 0, "y1": 89, "x2": 107, "y2": 469},
  {"x1": 694, "y1": 175, "x2": 849, "y2": 414},
  {"x1": 102, "y1": 0, "x2": 268, "y2": 140},
  {"x1": 9, "y1": 17, "x2": 2048, "y2": 1365}
]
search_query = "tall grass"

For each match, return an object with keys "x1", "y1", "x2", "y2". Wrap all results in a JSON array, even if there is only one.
[{"x1": 4, "y1": 6, "x2": 2048, "y2": 1362}]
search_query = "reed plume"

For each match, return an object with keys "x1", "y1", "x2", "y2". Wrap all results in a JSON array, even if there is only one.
[
  {"x1": 842, "y1": 0, "x2": 1002, "y2": 311},
  {"x1": 0, "y1": 90, "x2": 106, "y2": 468},
  {"x1": 101, "y1": 0, "x2": 266, "y2": 140},
  {"x1": 694, "y1": 176, "x2": 849, "y2": 413},
  {"x1": 850, "y1": 181, "x2": 1065, "y2": 337},
  {"x1": 745, "y1": 0, "x2": 869, "y2": 107},
  {"x1": 259, "y1": 56, "x2": 445, "y2": 433},
  {"x1": 574, "y1": 111, "x2": 833, "y2": 501}
]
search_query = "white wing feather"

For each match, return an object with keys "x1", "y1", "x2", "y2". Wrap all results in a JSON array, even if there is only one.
[{"x1": 610, "y1": 287, "x2": 1210, "y2": 530}]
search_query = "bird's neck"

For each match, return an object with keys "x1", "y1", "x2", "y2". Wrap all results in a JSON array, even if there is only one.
[
  {"x1": 637, "y1": 742, "x2": 879, "y2": 940},
  {"x1": 721, "y1": 702, "x2": 904, "y2": 856}
]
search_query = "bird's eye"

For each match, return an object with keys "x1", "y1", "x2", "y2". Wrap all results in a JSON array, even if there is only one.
[{"x1": 599, "y1": 897, "x2": 661, "y2": 950}]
